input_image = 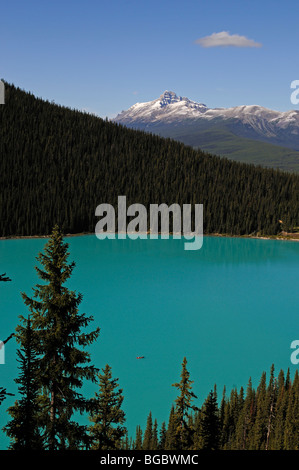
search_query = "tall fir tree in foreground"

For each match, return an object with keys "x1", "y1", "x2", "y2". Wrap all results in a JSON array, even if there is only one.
[
  {"x1": 4, "y1": 317, "x2": 43, "y2": 449},
  {"x1": 21, "y1": 225, "x2": 100, "y2": 450},
  {"x1": 171, "y1": 357, "x2": 198, "y2": 450},
  {"x1": 88, "y1": 364, "x2": 126, "y2": 450}
]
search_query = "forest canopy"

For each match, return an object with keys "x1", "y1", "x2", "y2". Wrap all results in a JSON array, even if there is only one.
[{"x1": 0, "y1": 82, "x2": 298, "y2": 238}]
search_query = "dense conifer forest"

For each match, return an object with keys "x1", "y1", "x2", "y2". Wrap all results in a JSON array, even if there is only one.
[
  {"x1": 0, "y1": 228, "x2": 298, "y2": 451},
  {"x1": 0, "y1": 82, "x2": 298, "y2": 238},
  {"x1": 128, "y1": 361, "x2": 299, "y2": 451}
]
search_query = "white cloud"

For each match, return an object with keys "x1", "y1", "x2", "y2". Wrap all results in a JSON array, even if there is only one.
[{"x1": 195, "y1": 31, "x2": 262, "y2": 48}]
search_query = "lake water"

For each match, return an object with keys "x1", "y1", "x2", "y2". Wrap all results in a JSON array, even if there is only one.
[{"x1": 0, "y1": 235, "x2": 298, "y2": 448}]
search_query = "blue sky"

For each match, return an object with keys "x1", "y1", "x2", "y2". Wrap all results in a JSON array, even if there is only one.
[{"x1": 1, "y1": 0, "x2": 299, "y2": 118}]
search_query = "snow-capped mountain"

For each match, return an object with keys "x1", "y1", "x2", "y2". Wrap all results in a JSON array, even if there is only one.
[
  {"x1": 114, "y1": 91, "x2": 299, "y2": 157},
  {"x1": 115, "y1": 91, "x2": 209, "y2": 123}
]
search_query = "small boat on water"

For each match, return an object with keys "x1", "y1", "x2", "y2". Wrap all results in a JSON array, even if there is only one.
[{"x1": 136, "y1": 356, "x2": 145, "y2": 359}]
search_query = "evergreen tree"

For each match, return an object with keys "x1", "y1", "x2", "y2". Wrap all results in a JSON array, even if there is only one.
[
  {"x1": 285, "y1": 368, "x2": 291, "y2": 391},
  {"x1": 164, "y1": 405, "x2": 179, "y2": 450},
  {"x1": 271, "y1": 370, "x2": 287, "y2": 449},
  {"x1": 120, "y1": 430, "x2": 132, "y2": 450},
  {"x1": 200, "y1": 389, "x2": 220, "y2": 450},
  {"x1": 265, "y1": 364, "x2": 276, "y2": 450},
  {"x1": 219, "y1": 385, "x2": 226, "y2": 441},
  {"x1": 159, "y1": 421, "x2": 167, "y2": 450},
  {"x1": 21, "y1": 225, "x2": 100, "y2": 450},
  {"x1": 224, "y1": 387, "x2": 238, "y2": 449},
  {"x1": 172, "y1": 357, "x2": 198, "y2": 450},
  {"x1": 152, "y1": 419, "x2": 159, "y2": 450},
  {"x1": 219, "y1": 391, "x2": 232, "y2": 449},
  {"x1": 234, "y1": 378, "x2": 255, "y2": 450},
  {"x1": 250, "y1": 371, "x2": 268, "y2": 450},
  {"x1": 4, "y1": 317, "x2": 43, "y2": 449},
  {"x1": 142, "y1": 411, "x2": 153, "y2": 450},
  {"x1": 284, "y1": 370, "x2": 299, "y2": 450},
  {"x1": 192, "y1": 409, "x2": 203, "y2": 450},
  {"x1": 134, "y1": 425, "x2": 143, "y2": 450},
  {"x1": 88, "y1": 364, "x2": 126, "y2": 450}
]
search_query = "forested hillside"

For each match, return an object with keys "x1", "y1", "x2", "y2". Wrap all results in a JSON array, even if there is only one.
[{"x1": 0, "y1": 82, "x2": 298, "y2": 237}]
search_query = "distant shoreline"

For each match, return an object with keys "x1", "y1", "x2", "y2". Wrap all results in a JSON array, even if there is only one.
[{"x1": 1, "y1": 231, "x2": 298, "y2": 242}]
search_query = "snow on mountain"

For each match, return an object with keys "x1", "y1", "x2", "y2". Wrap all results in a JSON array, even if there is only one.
[
  {"x1": 114, "y1": 91, "x2": 299, "y2": 139},
  {"x1": 114, "y1": 91, "x2": 208, "y2": 123}
]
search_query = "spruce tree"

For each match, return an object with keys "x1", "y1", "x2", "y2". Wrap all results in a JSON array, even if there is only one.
[
  {"x1": 172, "y1": 357, "x2": 198, "y2": 450},
  {"x1": 134, "y1": 425, "x2": 143, "y2": 450},
  {"x1": 219, "y1": 392, "x2": 232, "y2": 449},
  {"x1": 164, "y1": 405, "x2": 178, "y2": 450},
  {"x1": 234, "y1": 378, "x2": 255, "y2": 450},
  {"x1": 21, "y1": 225, "x2": 100, "y2": 450},
  {"x1": 192, "y1": 409, "x2": 203, "y2": 450},
  {"x1": 142, "y1": 411, "x2": 153, "y2": 450},
  {"x1": 159, "y1": 421, "x2": 167, "y2": 450},
  {"x1": 224, "y1": 387, "x2": 239, "y2": 449},
  {"x1": 271, "y1": 370, "x2": 287, "y2": 450},
  {"x1": 88, "y1": 364, "x2": 126, "y2": 450},
  {"x1": 284, "y1": 370, "x2": 299, "y2": 450},
  {"x1": 200, "y1": 389, "x2": 220, "y2": 450},
  {"x1": 152, "y1": 419, "x2": 159, "y2": 450},
  {"x1": 4, "y1": 317, "x2": 43, "y2": 449},
  {"x1": 219, "y1": 385, "x2": 226, "y2": 443},
  {"x1": 265, "y1": 364, "x2": 276, "y2": 450},
  {"x1": 250, "y1": 371, "x2": 268, "y2": 450},
  {"x1": 120, "y1": 430, "x2": 132, "y2": 450}
]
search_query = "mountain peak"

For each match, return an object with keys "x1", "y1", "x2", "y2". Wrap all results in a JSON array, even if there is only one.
[
  {"x1": 114, "y1": 91, "x2": 299, "y2": 142},
  {"x1": 113, "y1": 91, "x2": 209, "y2": 124},
  {"x1": 113, "y1": 91, "x2": 299, "y2": 170},
  {"x1": 159, "y1": 90, "x2": 180, "y2": 107}
]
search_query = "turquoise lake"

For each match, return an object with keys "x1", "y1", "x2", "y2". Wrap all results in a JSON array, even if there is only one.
[{"x1": 0, "y1": 235, "x2": 298, "y2": 448}]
